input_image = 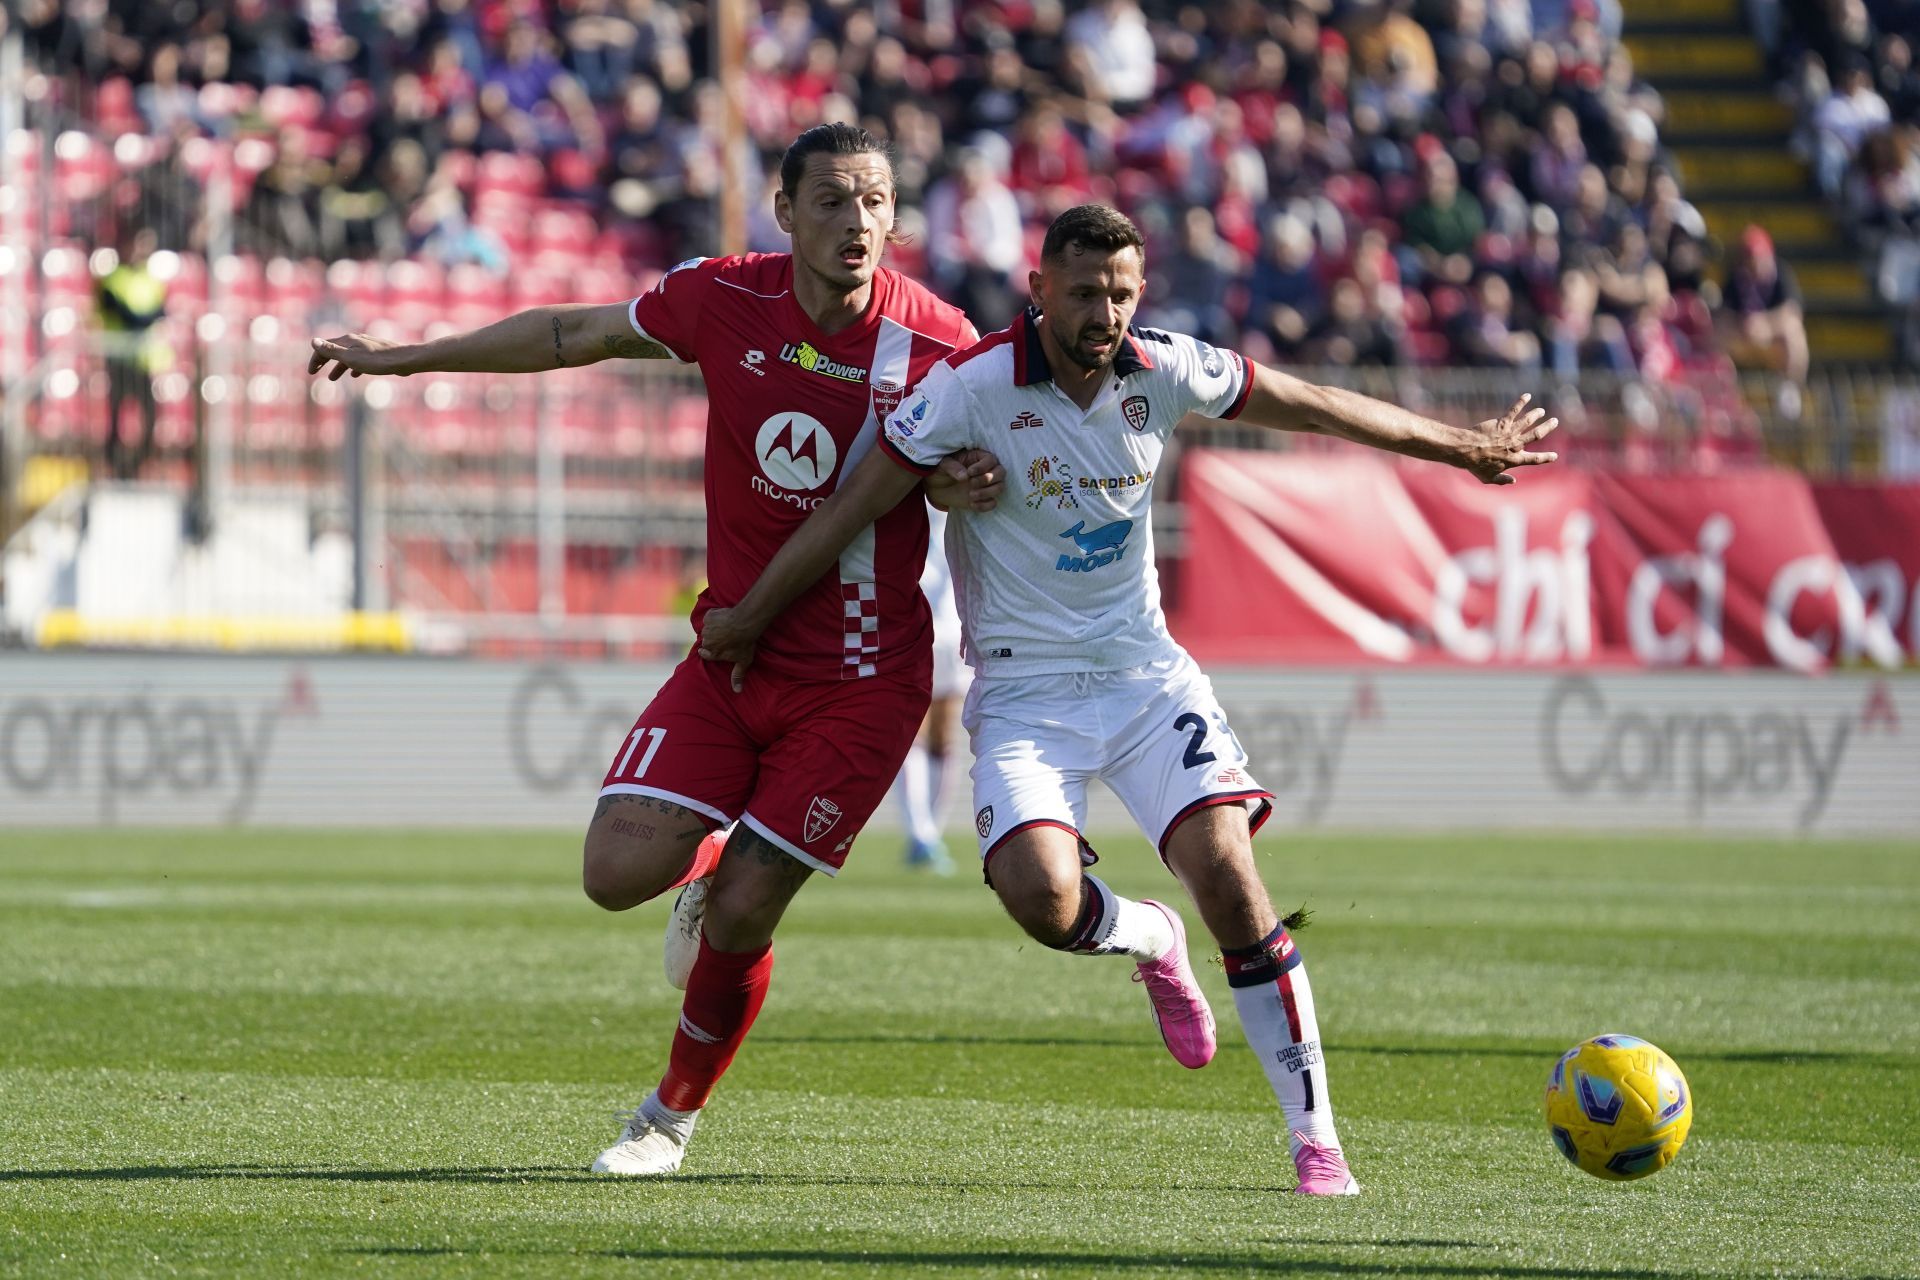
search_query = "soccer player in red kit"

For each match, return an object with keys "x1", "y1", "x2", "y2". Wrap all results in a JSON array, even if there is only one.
[{"x1": 309, "y1": 124, "x2": 1000, "y2": 1175}]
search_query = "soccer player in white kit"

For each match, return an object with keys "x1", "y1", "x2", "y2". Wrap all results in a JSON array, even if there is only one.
[{"x1": 698, "y1": 204, "x2": 1558, "y2": 1196}]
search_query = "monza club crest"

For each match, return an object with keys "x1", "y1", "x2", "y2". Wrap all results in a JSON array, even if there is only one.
[
  {"x1": 871, "y1": 379, "x2": 904, "y2": 420},
  {"x1": 805, "y1": 795, "x2": 843, "y2": 843},
  {"x1": 1122, "y1": 395, "x2": 1150, "y2": 431}
]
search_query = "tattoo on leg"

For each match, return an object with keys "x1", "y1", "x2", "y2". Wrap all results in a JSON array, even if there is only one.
[
  {"x1": 725, "y1": 826, "x2": 814, "y2": 885},
  {"x1": 592, "y1": 793, "x2": 707, "y2": 845},
  {"x1": 551, "y1": 316, "x2": 566, "y2": 367}
]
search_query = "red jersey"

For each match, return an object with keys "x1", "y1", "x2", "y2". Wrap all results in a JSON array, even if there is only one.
[{"x1": 628, "y1": 254, "x2": 976, "y2": 683}]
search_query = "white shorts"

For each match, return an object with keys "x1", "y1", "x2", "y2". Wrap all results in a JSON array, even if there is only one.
[
  {"x1": 962, "y1": 653, "x2": 1272, "y2": 869},
  {"x1": 930, "y1": 608, "x2": 970, "y2": 701}
]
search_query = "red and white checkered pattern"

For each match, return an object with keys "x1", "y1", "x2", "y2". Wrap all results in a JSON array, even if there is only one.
[{"x1": 842, "y1": 580, "x2": 879, "y2": 679}]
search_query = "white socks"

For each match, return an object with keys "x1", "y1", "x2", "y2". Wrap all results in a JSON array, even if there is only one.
[
  {"x1": 1221, "y1": 924, "x2": 1340, "y2": 1153},
  {"x1": 639, "y1": 1091, "x2": 699, "y2": 1143},
  {"x1": 1064, "y1": 873, "x2": 1173, "y2": 961}
]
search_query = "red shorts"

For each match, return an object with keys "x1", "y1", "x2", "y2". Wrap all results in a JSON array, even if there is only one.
[{"x1": 598, "y1": 653, "x2": 930, "y2": 875}]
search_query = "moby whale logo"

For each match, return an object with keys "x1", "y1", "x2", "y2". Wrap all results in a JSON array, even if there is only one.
[{"x1": 1056, "y1": 519, "x2": 1134, "y2": 572}]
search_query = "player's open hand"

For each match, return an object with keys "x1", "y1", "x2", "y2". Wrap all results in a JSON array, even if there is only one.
[
  {"x1": 696, "y1": 607, "x2": 759, "y2": 692},
  {"x1": 308, "y1": 333, "x2": 414, "y2": 380},
  {"x1": 1464, "y1": 393, "x2": 1559, "y2": 485},
  {"x1": 927, "y1": 448, "x2": 1004, "y2": 512}
]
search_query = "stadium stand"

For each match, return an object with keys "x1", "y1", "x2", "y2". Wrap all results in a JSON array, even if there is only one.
[
  {"x1": 9, "y1": 0, "x2": 1749, "y2": 374},
  {"x1": 1754, "y1": 0, "x2": 1920, "y2": 362}
]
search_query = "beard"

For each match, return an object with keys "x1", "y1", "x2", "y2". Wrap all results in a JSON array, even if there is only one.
[{"x1": 1051, "y1": 319, "x2": 1121, "y2": 371}]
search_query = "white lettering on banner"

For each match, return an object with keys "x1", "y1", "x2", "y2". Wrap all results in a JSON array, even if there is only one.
[
  {"x1": 1432, "y1": 509, "x2": 1594, "y2": 662},
  {"x1": 1764, "y1": 557, "x2": 1918, "y2": 671},
  {"x1": 1844, "y1": 560, "x2": 1911, "y2": 665},
  {"x1": 1626, "y1": 514, "x2": 1731, "y2": 666},
  {"x1": 1540, "y1": 676, "x2": 1853, "y2": 827},
  {"x1": 1765, "y1": 557, "x2": 1869, "y2": 673}
]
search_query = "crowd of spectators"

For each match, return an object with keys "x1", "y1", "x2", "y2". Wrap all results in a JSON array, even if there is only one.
[
  {"x1": 1773, "y1": 0, "x2": 1920, "y2": 361},
  {"x1": 10, "y1": 0, "x2": 1750, "y2": 380}
]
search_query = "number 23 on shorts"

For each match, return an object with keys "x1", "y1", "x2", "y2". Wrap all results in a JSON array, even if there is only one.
[{"x1": 1173, "y1": 710, "x2": 1244, "y2": 770}]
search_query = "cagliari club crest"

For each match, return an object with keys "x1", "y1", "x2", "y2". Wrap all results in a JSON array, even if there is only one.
[
  {"x1": 975, "y1": 805, "x2": 994, "y2": 838},
  {"x1": 805, "y1": 795, "x2": 843, "y2": 843},
  {"x1": 1122, "y1": 395, "x2": 1150, "y2": 431}
]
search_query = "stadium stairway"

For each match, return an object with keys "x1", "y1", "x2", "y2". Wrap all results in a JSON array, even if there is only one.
[{"x1": 1624, "y1": 0, "x2": 1895, "y2": 364}]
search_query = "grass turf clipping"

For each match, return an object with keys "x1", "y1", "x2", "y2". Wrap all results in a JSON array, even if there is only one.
[{"x1": 2, "y1": 830, "x2": 1916, "y2": 1279}]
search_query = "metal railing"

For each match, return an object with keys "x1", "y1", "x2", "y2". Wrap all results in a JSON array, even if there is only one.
[{"x1": 6, "y1": 330, "x2": 1919, "y2": 655}]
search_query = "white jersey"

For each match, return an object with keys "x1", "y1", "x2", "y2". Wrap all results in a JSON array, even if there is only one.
[
  {"x1": 878, "y1": 310, "x2": 1253, "y2": 677},
  {"x1": 920, "y1": 504, "x2": 960, "y2": 627}
]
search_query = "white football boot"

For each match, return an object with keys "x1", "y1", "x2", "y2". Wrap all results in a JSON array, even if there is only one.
[
  {"x1": 592, "y1": 1105, "x2": 695, "y2": 1176},
  {"x1": 663, "y1": 875, "x2": 711, "y2": 990}
]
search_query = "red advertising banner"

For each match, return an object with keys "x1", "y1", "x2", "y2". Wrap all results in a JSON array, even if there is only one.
[{"x1": 1170, "y1": 450, "x2": 1920, "y2": 670}]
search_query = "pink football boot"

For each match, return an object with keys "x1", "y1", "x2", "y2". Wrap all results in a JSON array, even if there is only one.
[
  {"x1": 1130, "y1": 900, "x2": 1217, "y2": 1069},
  {"x1": 1291, "y1": 1134, "x2": 1360, "y2": 1196}
]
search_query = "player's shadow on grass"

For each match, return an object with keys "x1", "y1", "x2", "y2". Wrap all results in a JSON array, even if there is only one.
[
  {"x1": 755, "y1": 1031, "x2": 1142, "y2": 1049},
  {"x1": 0, "y1": 1164, "x2": 601, "y2": 1184},
  {"x1": 1348, "y1": 1044, "x2": 1893, "y2": 1066},
  {"x1": 0, "y1": 1166, "x2": 1302, "y2": 1195},
  {"x1": 355, "y1": 1246, "x2": 1908, "y2": 1280},
  {"x1": 755, "y1": 1035, "x2": 1895, "y2": 1065}
]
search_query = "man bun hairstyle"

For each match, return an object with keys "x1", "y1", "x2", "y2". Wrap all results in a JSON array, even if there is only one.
[
  {"x1": 1042, "y1": 203, "x2": 1146, "y2": 265},
  {"x1": 779, "y1": 122, "x2": 897, "y2": 197}
]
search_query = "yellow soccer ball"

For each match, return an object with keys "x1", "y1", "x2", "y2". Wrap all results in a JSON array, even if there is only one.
[{"x1": 1544, "y1": 1034, "x2": 1692, "y2": 1181}]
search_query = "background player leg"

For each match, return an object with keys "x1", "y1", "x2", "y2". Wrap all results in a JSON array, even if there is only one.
[
  {"x1": 895, "y1": 698, "x2": 957, "y2": 873},
  {"x1": 594, "y1": 825, "x2": 813, "y2": 1176},
  {"x1": 922, "y1": 692, "x2": 958, "y2": 860},
  {"x1": 1162, "y1": 803, "x2": 1358, "y2": 1195},
  {"x1": 988, "y1": 826, "x2": 1215, "y2": 1068}
]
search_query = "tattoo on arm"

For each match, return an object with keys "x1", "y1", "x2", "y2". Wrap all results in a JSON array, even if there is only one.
[
  {"x1": 552, "y1": 316, "x2": 567, "y2": 367},
  {"x1": 601, "y1": 332, "x2": 670, "y2": 360}
]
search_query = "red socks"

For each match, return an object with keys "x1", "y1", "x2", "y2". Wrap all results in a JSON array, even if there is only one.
[{"x1": 657, "y1": 934, "x2": 773, "y2": 1111}]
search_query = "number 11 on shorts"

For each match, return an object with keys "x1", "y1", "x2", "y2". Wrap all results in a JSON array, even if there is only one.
[{"x1": 614, "y1": 727, "x2": 667, "y2": 780}]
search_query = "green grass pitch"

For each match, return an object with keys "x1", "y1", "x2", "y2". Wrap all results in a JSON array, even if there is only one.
[{"x1": 2, "y1": 829, "x2": 1917, "y2": 1279}]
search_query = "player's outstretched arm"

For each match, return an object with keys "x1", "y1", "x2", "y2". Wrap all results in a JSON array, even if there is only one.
[
  {"x1": 308, "y1": 302, "x2": 672, "y2": 379},
  {"x1": 697, "y1": 448, "x2": 926, "y2": 689},
  {"x1": 1235, "y1": 361, "x2": 1559, "y2": 485}
]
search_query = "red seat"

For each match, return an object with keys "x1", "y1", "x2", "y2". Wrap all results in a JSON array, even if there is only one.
[{"x1": 476, "y1": 150, "x2": 545, "y2": 199}]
